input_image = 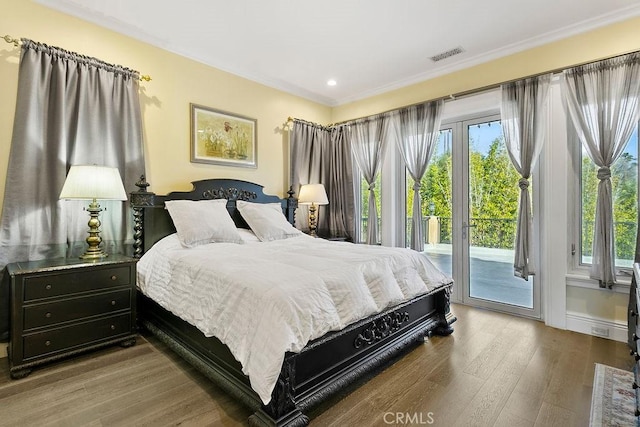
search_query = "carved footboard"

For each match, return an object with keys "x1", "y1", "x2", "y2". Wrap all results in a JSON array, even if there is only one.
[{"x1": 250, "y1": 285, "x2": 455, "y2": 426}]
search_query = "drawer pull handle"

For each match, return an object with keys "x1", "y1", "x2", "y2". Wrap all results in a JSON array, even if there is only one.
[
  {"x1": 45, "y1": 284, "x2": 52, "y2": 290},
  {"x1": 110, "y1": 325, "x2": 116, "y2": 330},
  {"x1": 45, "y1": 340, "x2": 51, "y2": 346},
  {"x1": 111, "y1": 300, "x2": 116, "y2": 306},
  {"x1": 111, "y1": 275, "x2": 117, "y2": 281},
  {"x1": 45, "y1": 312, "x2": 51, "y2": 318}
]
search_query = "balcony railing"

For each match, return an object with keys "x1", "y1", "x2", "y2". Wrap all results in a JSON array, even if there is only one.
[
  {"x1": 438, "y1": 217, "x2": 517, "y2": 249},
  {"x1": 361, "y1": 216, "x2": 516, "y2": 248},
  {"x1": 359, "y1": 216, "x2": 637, "y2": 258}
]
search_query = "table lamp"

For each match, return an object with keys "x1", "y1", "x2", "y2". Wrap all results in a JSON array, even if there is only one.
[
  {"x1": 298, "y1": 183, "x2": 329, "y2": 237},
  {"x1": 59, "y1": 165, "x2": 127, "y2": 259}
]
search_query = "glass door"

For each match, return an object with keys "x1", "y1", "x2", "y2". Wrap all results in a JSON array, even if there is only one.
[
  {"x1": 460, "y1": 116, "x2": 539, "y2": 317},
  {"x1": 405, "y1": 114, "x2": 539, "y2": 317},
  {"x1": 409, "y1": 128, "x2": 453, "y2": 278}
]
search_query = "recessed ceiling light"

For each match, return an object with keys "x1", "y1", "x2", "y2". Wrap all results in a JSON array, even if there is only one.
[{"x1": 327, "y1": 79, "x2": 337, "y2": 86}]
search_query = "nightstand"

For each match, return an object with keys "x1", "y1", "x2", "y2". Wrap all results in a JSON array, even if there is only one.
[
  {"x1": 318, "y1": 235, "x2": 351, "y2": 242},
  {"x1": 7, "y1": 255, "x2": 137, "y2": 379}
]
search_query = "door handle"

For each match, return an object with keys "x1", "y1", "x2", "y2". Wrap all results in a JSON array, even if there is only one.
[{"x1": 462, "y1": 222, "x2": 476, "y2": 240}]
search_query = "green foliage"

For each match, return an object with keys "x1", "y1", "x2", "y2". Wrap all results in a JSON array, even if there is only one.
[
  {"x1": 414, "y1": 136, "x2": 521, "y2": 249},
  {"x1": 383, "y1": 128, "x2": 638, "y2": 258},
  {"x1": 415, "y1": 149, "x2": 452, "y2": 219},
  {"x1": 360, "y1": 174, "x2": 382, "y2": 241},
  {"x1": 581, "y1": 151, "x2": 638, "y2": 262},
  {"x1": 470, "y1": 139, "x2": 520, "y2": 220}
]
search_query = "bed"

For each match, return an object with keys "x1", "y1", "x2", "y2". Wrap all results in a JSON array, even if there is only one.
[{"x1": 130, "y1": 177, "x2": 455, "y2": 427}]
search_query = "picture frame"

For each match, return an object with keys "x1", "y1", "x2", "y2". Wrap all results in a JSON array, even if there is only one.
[{"x1": 190, "y1": 103, "x2": 257, "y2": 168}]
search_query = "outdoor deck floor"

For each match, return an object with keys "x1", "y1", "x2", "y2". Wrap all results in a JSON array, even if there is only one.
[{"x1": 424, "y1": 244, "x2": 533, "y2": 308}]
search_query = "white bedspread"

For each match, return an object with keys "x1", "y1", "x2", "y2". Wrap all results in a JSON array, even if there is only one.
[{"x1": 136, "y1": 233, "x2": 452, "y2": 404}]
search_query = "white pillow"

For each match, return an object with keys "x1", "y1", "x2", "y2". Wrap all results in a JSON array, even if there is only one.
[
  {"x1": 236, "y1": 200, "x2": 302, "y2": 241},
  {"x1": 165, "y1": 199, "x2": 243, "y2": 247},
  {"x1": 237, "y1": 228, "x2": 261, "y2": 243}
]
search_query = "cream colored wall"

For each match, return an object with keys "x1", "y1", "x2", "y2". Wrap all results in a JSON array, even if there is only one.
[
  {"x1": 0, "y1": 0, "x2": 331, "y2": 212},
  {"x1": 332, "y1": 16, "x2": 640, "y2": 123},
  {"x1": 567, "y1": 287, "x2": 629, "y2": 323}
]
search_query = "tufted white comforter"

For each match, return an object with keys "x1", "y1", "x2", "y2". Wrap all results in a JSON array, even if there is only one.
[{"x1": 136, "y1": 233, "x2": 452, "y2": 404}]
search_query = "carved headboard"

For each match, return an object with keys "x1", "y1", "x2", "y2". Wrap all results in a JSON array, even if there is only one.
[{"x1": 130, "y1": 176, "x2": 298, "y2": 258}]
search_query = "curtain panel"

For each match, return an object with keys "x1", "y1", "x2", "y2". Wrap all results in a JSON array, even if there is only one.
[
  {"x1": 391, "y1": 100, "x2": 444, "y2": 251},
  {"x1": 0, "y1": 40, "x2": 145, "y2": 341},
  {"x1": 290, "y1": 120, "x2": 355, "y2": 239},
  {"x1": 350, "y1": 114, "x2": 389, "y2": 245},
  {"x1": 561, "y1": 52, "x2": 640, "y2": 287},
  {"x1": 501, "y1": 74, "x2": 552, "y2": 279}
]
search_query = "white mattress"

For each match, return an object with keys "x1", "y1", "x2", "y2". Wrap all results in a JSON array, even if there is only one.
[{"x1": 136, "y1": 233, "x2": 452, "y2": 404}]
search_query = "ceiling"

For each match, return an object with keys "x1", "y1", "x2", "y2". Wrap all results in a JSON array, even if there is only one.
[{"x1": 36, "y1": 0, "x2": 640, "y2": 106}]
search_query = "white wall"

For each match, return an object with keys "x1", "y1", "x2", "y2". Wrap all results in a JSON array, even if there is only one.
[{"x1": 546, "y1": 78, "x2": 630, "y2": 341}]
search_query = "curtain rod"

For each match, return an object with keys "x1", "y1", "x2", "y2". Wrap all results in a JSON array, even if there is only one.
[
  {"x1": 330, "y1": 47, "x2": 640, "y2": 127},
  {"x1": 448, "y1": 47, "x2": 640, "y2": 100},
  {"x1": 3, "y1": 34, "x2": 152, "y2": 82},
  {"x1": 286, "y1": 116, "x2": 333, "y2": 131}
]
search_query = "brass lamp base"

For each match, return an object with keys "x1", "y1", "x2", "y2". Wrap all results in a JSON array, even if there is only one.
[
  {"x1": 308, "y1": 203, "x2": 318, "y2": 237},
  {"x1": 80, "y1": 199, "x2": 109, "y2": 259},
  {"x1": 80, "y1": 250, "x2": 109, "y2": 260}
]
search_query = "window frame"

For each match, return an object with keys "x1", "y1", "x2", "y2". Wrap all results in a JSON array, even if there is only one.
[{"x1": 569, "y1": 120, "x2": 639, "y2": 281}]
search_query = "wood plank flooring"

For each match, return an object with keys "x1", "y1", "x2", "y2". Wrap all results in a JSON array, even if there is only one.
[{"x1": 0, "y1": 304, "x2": 633, "y2": 426}]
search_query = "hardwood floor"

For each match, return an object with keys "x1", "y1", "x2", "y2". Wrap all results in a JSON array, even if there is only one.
[{"x1": 0, "y1": 304, "x2": 633, "y2": 426}]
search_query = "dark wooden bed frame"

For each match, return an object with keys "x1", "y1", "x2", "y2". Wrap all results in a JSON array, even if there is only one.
[{"x1": 130, "y1": 177, "x2": 455, "y2": 427}]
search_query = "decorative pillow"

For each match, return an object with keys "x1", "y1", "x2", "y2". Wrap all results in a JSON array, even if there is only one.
[
  {"x1": 165, "y1": 199, "x2": 243, "y2": 247},
  {"x1": 237, "y1": 228, "x2": 262, "y2": 243},
  {"x1": 236, "y1": 200, "x2": 303, "y2": 241}
]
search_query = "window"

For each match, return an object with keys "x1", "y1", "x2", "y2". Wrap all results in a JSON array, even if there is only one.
[
  {"x1": 358, "y1": 173, "x2": 381, "y2": 244},
  {"x1": 405, "y1": 129, "x2": 452, "y2": 248},
  {"x1": 579, "y1": 125, "x2": 639, "y2": 269}
]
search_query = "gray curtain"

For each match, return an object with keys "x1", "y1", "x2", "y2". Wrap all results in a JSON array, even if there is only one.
[
  {"x1": 0, "y1": 40, "x2": 145, "y2": 340},
  {"x1": 501, "y1": 74, "x2": 552, "y2": 279},
  {"x1": 350, "y1": 114, "x2": 389, "y2": 245},
  {"x1": 290, "y1": 120, "x2": 355, "y2": 239},
  {"x1": 392, "y1": 100, "x2": 444, "y2": 251},
  {"x1": 562, "y1": 53, "x2": 640, "y2": 288}
]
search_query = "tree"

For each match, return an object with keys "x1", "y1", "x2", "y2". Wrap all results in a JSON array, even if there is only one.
[
  {"x1": 582, "y1": 151, "x2": 638, "y2": 261},
  {"x1": 413, "y1": 136, "x2": 521, "y2": 248},
  {"x1": 360, "y1": 174, "x2": 382, "y2": 241}
]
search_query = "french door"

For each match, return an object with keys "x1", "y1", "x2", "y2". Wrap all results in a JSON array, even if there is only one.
[{"x1": 418, "y1": 114, "x2": 540, "y2": 318}]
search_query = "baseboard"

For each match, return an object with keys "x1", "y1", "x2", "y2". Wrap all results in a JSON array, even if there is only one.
[{"x1": 566, "y1": 311, "x2": 627, "y2": 343}]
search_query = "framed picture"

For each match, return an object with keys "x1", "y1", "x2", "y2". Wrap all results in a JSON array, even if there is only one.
[{"x1": 190, "y1": 103, "x2": 257, "y2": 168}]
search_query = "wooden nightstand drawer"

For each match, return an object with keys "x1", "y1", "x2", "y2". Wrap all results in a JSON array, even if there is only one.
[
  {"x1": 8, "y1": 255, "x2": 137, "y2": 378},
  {"x1": 23, "y1": 313, "x2": 132, "y2": 360},
  {"x1": 23, "y1": 265, "x2": 132, "y2": 301},
  {"x1": 23, "y1": 289, "x2": 132, "y2": 330}
]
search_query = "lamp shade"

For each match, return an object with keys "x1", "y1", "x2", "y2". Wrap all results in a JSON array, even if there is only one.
[
  {"x1": 59, "y1": 165, "x2": 127, "y2": 201},
  {"x1": 298, "y1": 183, "x2": 328, "y2": 205}
]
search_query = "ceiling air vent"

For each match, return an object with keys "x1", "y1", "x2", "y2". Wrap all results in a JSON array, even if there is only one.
[{"x1": 430, "y1": 46, "x2": 465, "y2": 62}]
